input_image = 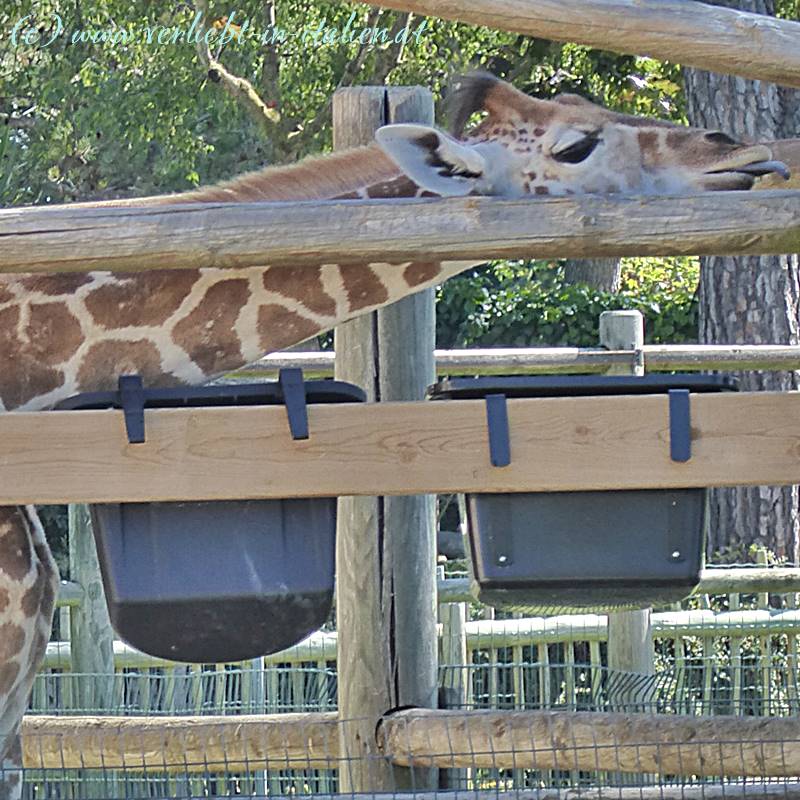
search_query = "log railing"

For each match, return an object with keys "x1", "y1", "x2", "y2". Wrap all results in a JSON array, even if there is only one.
[{"x1": 1, "y1": 191, "x2": 799, "y2": 273}]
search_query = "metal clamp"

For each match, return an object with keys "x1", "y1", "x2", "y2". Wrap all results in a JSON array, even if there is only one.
[
  {"x1": 279, "y1": 368, "x2": 309, "y2": 440},
  {"x1": 485, "y1": 393, "x2": 511, "y2": 467},
  {"x1": 118, "y1": 375, "x2": 146, "y2": 444},
  {"x1": 668, "y1": 389, "x2": 691, "y2": 463}
]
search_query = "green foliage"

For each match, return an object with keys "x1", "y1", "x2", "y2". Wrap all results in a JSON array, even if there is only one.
[
  {"x1": 436, "y1": 257, "x2": 699, "y2": 348},
  {"x1": 2, "y1": 0, "x2": 688, "y2": 205}
]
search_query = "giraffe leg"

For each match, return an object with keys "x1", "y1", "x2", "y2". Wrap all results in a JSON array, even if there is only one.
[
  {"x1": 0, "y1": 506, "x2": 59, "y2": 800},
  {"x1": 0, "y1": 733, "x2": 22, "y2": 800}
]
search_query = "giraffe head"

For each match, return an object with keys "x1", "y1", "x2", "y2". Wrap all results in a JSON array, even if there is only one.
[{"x1": 375, "y1": 72, "x2": 790, "y2": 197}]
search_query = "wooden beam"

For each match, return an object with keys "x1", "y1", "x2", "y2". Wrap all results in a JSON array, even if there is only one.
[
  {"x1": 371, "y1": 0, "x2": 800, "y2": 90},
  {"x1": 376, "y1": 708, "x2": 800, "y2": 778},
  {"x1": 438, "y1": 567, "x2": 800, "y2": 603},
  {"x1": 21, "y1": 712, "x2": 339, "y2": 772},
  {"x1": 2, "y1": 191, "x2": 800, "y2": 273},
  {"x1": 248, "y1": 344, "x2": 800, "y2": 378},
  {"x1": 5, "y1": 391, "x2": 800, "y2": 504}
]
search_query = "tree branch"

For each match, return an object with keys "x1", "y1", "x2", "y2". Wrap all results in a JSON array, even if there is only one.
[{"x1": 193, "y1": 0, "x2": 280, "y2": 136}]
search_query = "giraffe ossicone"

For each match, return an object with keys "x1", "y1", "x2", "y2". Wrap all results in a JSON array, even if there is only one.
[{"x1": 0, "y1": 72, "x2": 795, "y2": 798}]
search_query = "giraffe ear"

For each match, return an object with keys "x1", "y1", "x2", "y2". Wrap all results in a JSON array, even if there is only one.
[{"x1": 375, "y1": 124, "x2": 489, "y2": 197}]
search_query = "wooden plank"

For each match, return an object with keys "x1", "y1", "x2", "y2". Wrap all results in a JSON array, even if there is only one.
[
  {"x1": 2, "y1": 191, "x2": 800, "y2": 273},
  {"x1": 439, "y1": 567, "x2": 800, "y2": 603},
  {"x1": 6, "y1": 390, "x2": 800, "y2": 504},
  {"x1": 249, "y1": 343, "x2": 800, "y2": 378},
  {"x1": 376, "y1": 707, "x2": 800, "y2": 777},
  {"x1": 372, "y1": 0, "x2": 800, "y2": 90},
  {"x1": 21, "y1": 712, "x2": 339, "y2": 772}
]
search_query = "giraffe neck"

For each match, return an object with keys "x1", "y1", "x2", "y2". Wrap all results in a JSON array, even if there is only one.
[{"x1": 1, "y1": 144, "x2": 479, "y2": 412}]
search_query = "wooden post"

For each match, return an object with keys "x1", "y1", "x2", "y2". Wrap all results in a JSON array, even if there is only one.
[
  {"x1": 68, "y1": 504, "x2": 115, "y2": 710},
  {"x1": 333, "y1": 85, "x2": 438, "y2": 793},
  {"x1": 600, "y1": 311, "x2": 655, "y2": 689},
  {"x1": 437, "y1": 566, "x2": 469, "y2": 790}
]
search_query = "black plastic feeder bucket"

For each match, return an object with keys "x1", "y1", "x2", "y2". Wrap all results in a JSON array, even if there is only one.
[
  {"x1": 56, "y1": 376, "x2": 365, "y2": 663},
  {"x1": 428, "y1": 375, "x2": 738, "y2": 614}
]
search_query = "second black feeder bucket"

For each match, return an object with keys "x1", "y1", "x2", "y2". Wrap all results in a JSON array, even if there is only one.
[
  {"x1": 428, "y1": 375, "x2": 738, "y2": 614},
  {"x1": 56, "y1": 374, "x2": 366, "y2": 663}
]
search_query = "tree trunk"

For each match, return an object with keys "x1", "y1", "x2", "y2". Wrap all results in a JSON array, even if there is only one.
[
  {"x1": 684, "y1": 0, "x2": 800, "y2": 563},
  {"x1": 563, "y1": 258, "x2": 621, "y2": 292}
]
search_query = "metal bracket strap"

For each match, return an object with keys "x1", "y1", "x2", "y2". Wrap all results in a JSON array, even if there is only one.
[
  {"x1": 485, "y1": 393, "x2": 511, "y2": 467},
  {"x1": 118, "y1": 374, "x2": 146, "y2": 445},
  {"x1": 279, "y1": 368, "x2": 309, "y2": 440},
  {"x1": 668, "y1": 388, "x2": 691, "y2": 463}
]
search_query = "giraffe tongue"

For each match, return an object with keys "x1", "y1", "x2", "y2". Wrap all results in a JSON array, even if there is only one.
[{"x1": 733, "y1": 160, "x2": 791, "y2": 180}]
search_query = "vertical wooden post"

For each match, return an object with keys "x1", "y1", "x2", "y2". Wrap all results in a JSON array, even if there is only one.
[
  {"x1": 438, "y1": 567, "x2": 469, "y2": 790},
  {"x1": 68, "y1": 503, "x2": 117, "y2": 799},
  {"x1": 333, "y1": 85, "x2": 437, "y2": 793},
  {"x1": 68, "y1": 504, "x2": 115, "y2": 710},
  {"x1": 600, "y1": 311, "x2": 655, "y2": 687}
]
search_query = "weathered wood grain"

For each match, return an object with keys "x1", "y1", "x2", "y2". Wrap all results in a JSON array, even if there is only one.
[
  {"x1": 2, "y1": 191, "x2": 799, "y2": 273},
  {"x1": 376, "y1": 707, "x2": 800, "y2": 777},
  {"x1": 4, "y1": 391, "x2": 800, "y2": 504},
  {"x1": 21, "y1": 712, "x2": 339, "y2": 772},
  {"x1": 372, "y1": 0, "x2": 800, "y2": 89},
  {"x1": 248, "y1": 344, "x2": 800, "y2": 377}
]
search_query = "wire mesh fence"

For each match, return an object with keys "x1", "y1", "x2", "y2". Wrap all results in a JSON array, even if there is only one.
[{"x1": 15, "y1": 557, "x2": 800, "y2": 799}]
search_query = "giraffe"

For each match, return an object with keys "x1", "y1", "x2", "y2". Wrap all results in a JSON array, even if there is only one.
[{"x1": 0, "y1": 71, "x2": 794, "y2": 797}]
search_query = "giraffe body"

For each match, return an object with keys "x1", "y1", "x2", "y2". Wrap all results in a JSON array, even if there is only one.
[{"x1": 0, "y1": 72, "x2": 794, "y2": 797}]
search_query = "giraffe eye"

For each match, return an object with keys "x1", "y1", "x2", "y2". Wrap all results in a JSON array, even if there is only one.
[
  {"x1": 705, "y1": 131, "x2": 738, "y2": 146},
  {"x1": 552, "y1": 135, "x2": 601, "y2": 164}
]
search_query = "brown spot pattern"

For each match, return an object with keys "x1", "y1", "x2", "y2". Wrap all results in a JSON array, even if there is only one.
[
  {"x1": 0, "y1": 623, "x2": 25, "y2": 661},
  {"x1": 21, "y1": 273, "x2": 93, "y2": 296},
  {"x1": 0, "y1": 513, "x2": 32, "y2": 581},
  {"x1": 172, "y1": 279, "x2": 249, "y2": 376},
  {"x1": 0, "y1": 285, "x2": 15, "y2": 304},
  {"x1": 366, "y1": 177, "x2": 418, "y2": 198},
  {"x1": 0, "y1": 587, "x2": 9, "y2": 615},
  {"x1": 77, "y1": 339, "x2": 163, "y2": 392},
  {"x1": 262, "y1": 268, "x2": 336, "y2": 317},
  {"x1": 84, "y1": 270, "x2": 200, "y2": 328},
  {"x1": 258, "y1": 305, "x2": 321, "y2": 352},
  {"x1": 534, "y1": 185, "x2": 551, "y2": 196},
  {"x1": 533, "y1": 127, "x2": 546, "y2": 137},
  {"x1": 0, "y1": 306, "x2": 66, "y2": 409},
  {"x1": 403, "y1": 262, "x2": 441, "y2": 287},
  {"x1": 28, "y1": 629, "x2": 48, "y2": 670},
  {"x1": 0, "y1": 662, "x2": 20, "y2": 695},
  {"x1": 637, "y1": 130, "x2": 659, "y2": 164},
  {"x1": 338, "y1": 264, "x2": 388, "y2": 312},
  {"x1": 20, "y1": 563, "x2": 47, "y2": 618},
  {"x1": 26, "y1": 302, "x2": 83, "y2": 365}
]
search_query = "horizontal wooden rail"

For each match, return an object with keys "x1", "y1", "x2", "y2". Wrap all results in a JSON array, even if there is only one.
[
  {"x1": 21, "y1": 712, "x2": 339, "y2": 772},
  {"x1": 41, "y1": 608, "x2": 800, "y2": 669},
  {"x1": 376, "y1": 708, "x2": 800, "y2": 777},
  {"x1": 2, "y1": 191, "x2": 800, "y2": 273},
  {"x1": 23, "y1": 709, "x2": 800, "y2": 777},
  {"x1": 374, "y1": 0, "x2": 800, "y2": 89},
  {"x1": 247, "y1": 344, "x2": 800, "y2": 378},
  {"x1": 55, "y1": 580, "x2": 83, "y2": 607},
  {"x1": 55, "y1": 566, "x2": 800, "y2": 610},
  {"x1": 5, "y1": 391, "x2": 800, "y2": 504},
  {"x1": 63, "y1": 788, "x2": 797, "y2": 800},
  {"x1": 438, "y1": 567, "x2": 800, "y2": 603}
]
